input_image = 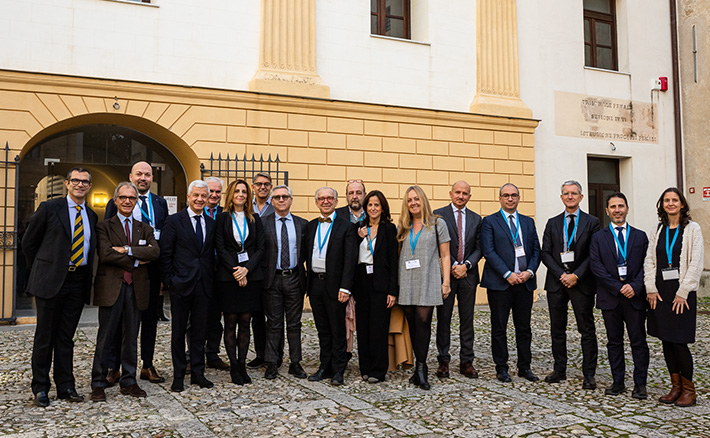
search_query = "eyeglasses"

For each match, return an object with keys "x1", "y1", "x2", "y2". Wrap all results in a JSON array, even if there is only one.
[
  {"x1": 254, "y1": 182, "x2": 272, "y2": 188},
  {"x1": 69, "y1": 178, "x2": 91, "y2": 186},
  {"x1": 271, "y1": 194, "x2": 291, "y2": 201},
  {"x1": 500, "y1": 193, "x2": 520, "y2": 199},
  {"x1": 317, "y1": 196, "x2": 335, "y2": 203},
  {"x1": 117, "y1": 196, "x2": 138, "y2": 202}
]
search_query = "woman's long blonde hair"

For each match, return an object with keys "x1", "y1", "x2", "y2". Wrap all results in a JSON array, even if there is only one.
[
  {"x1": 396, "y1": 185, "x2": 439, "y2": 242},
  {"x1": 224, "y1": 179, "x2": 255, "y2": 222}
]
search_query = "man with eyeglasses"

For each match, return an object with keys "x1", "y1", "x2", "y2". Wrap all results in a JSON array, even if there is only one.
[
  {"x1": 480, "y1": 183, "x2": 540, "y2": 383},
  {"x1": 541, "y1": 180, "x2": 601, "y2": 390},
  {"x1": 23, "y1": 167, "x2": 98, "y2": 407},
  {"x1": 305, "y1": 187, "x2": 356, "y2": 385},
  {"x1": 104, "y1": 161, "x2": 169, "y2": 386},
  {"x1": 261, "y1": 185, "x2": 309, "y2": 380},
  {"x1": 89, "y1": 182, "x2": 160, "y2": 402}
]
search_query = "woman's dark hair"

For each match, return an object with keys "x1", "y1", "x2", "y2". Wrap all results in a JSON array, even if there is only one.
[
  {"x1": 656, "y1": 187, "x2": 691, "y2": 229},
  {"x1": 362, "y1": 190, "x2": 392, "y2": 224}
]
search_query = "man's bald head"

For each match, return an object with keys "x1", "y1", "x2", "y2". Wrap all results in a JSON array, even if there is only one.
[{"x1": 129, "y1": 161, "x2": 153, "y2": 195}]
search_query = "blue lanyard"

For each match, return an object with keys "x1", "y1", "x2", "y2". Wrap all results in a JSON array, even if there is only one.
[
  {"x1": 409, "y1": 222, "x2": 424, "y2": 255},
  {"x1": 609, "y1": 223, "x2": 628, "y2": 263},
  {"x1": 564, "y1": 213, "x2": 579, "y2": 251},
  {"x1": 317, "y1": 212, "x2": 336, "y2": 256},
  {"x1": 367, "y1": 226, "x2": 375, "y2": 257},
  {"x1": 500, "y1": 209, "x2": 520, "y2": 246},
  {"x1": 231, "y1": 212, "x2": 247, "y2": 245},
  {"x1": 665, "y1": 226, "x2": 680, "y2": 266},
  {"x1": 138, "y1": 192, "x2": 155, "y2": 227},
  {"x1": 206, "y1": 207, "x2": 217, "y2": 220}
]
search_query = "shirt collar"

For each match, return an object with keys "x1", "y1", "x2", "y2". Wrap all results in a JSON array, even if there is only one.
[
  {"x1": 66, "y1": 195, "x2": 85, "y2": 209},
  {"x1": 451, "y1": 203, "x2": 466, "y2": 214},
  {"x1": 612, "y1": 222, "x2": 627, "y2": 231},
  {"x1": 564, "y1": 208, "x2": 580, "y2": 218},
  {"x1": 119, "y1": 212, "x2": 132, "y2": 224},
  {"x1": 188, "y1": 207, "x2": 203, "y2": 219},
  {"x1": 320, "y1": 212, "x2": 336, "y2": 221},
  {"x1": 276, "y1": 212, "x2": 292, "y2": 221}
]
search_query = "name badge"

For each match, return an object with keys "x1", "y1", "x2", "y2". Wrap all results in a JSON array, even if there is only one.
[
  {"x1": 154, "y1": 229, "x2": 161, "y2": 240},
  {"x1": 515, "y1": 245, "x2": 526, "y2": 258},
  {"x1": 313, "y1": 258, "x2": 326, "y2": 271},
  {"x1": 405, "y1": 259, "x2": 421, "y2": 270},
  {"x1": 238, "y1": 252, "x2": 249, "y2": 263},
  {"x1": 560, "y1": 251, "x2": 575, "y2": 264},
  {"x1": 617, "y1": 265, "x2": 627, "y2": 277},
  {"x1": 366, "y1": 264, "x2": 374, "y2": 274},
  {"x1": 138, "y1": 239, "x2": 147, "y2": 246},
  {"x1": 662, "y1": 268, "x2": 680, "y2": 281}
]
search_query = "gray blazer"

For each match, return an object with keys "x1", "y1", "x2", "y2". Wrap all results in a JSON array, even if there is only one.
[{"x1": 261, "y1": 211, "x2": 308, "y2": 292}]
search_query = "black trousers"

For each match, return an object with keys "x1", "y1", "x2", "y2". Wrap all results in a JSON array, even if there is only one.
[
  {"x1": 91, "y1": 283, "x2": 141, "y2": 389},
  {"x1": 205, "y1": 292, "x2": 224, "y2": 362},
  {"x1": 547, "y1": 286, "x2": 598, "y2": 377},
  {"x1": 487, "y1": 284, "x2": 533, "y2": 373},
  {"x1": 251, "y1": 308, "x2": 267, "y2": 359},
  {"x1": 309, "y1": 275, "x2": 347, "y2": 374},
  {"x1": 355, "y1": 266, "x2": 391, "y2": 380},
  {"x1": 602, "y1": 299, "x2": 649, "y2": 385},
  {"x1": 263, "y1": 272, "x2": 302, "y2": 364},
  {"x1": 170, "y1": 282, "x2": 210, "y2": 379},
  {"x1": 31, "y1": 267, "x2": 88, "y2": 395},
  {"x1": 436, "y1": 276, "x2": 477, "y2": 364}
]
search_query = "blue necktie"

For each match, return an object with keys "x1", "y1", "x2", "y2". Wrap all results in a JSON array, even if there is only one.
[
  {"x1": 194, "y1": 215, "x2": 204, "y2": 252},
  {"x1": 139, "y1": 195, "x2": 150, "y2": 224}
]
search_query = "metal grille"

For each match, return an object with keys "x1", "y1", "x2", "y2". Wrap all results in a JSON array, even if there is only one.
[
  {"x1": 1, "y1": 142, "x2": 19, "y2": 322},
  {"x1": 200, "y1": 153, "x2": 288, "y2": 187}
]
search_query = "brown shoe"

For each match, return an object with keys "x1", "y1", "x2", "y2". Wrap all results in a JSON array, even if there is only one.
[
  {"x1": 659, "y1": 373, "x2": 682, "y2": 404},
  {"x1": 140, "y1": 366, "x2": 165, "y2": 383},
  {"x1": 120, "y1": 383, "x2": 147, "y2": 398},
  {"x1": 90, "y1": 387, "x2": 106, "y2": 402},
  {"x1": 206, "y1": 358, "x2": 230, "y2": 371},
  {"x1": 675, "y1": 376, "x2": 696, "y2": 407},
  {"x1": 105, "y1": 369, "x2": 121, "y2": 387},
  {"x1": 435, "y1": 361, "x2": 450, "y2": 378},
  {"x1": 460, "y1": 361, "x2": 479, "y2": 378}
]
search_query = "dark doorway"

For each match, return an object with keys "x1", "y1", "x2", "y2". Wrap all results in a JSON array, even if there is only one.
[{"x1": 587, "y1": 157, "x2": 620, "y2": 228}]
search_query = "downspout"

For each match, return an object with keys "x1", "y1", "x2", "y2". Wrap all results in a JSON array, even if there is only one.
[{"x1": 670, "y1": 0, "x2": 683, "y2": 190}]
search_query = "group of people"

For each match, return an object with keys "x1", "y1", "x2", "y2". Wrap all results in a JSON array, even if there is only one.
[{"x1": 23, "y1": 162, "x2": 703, "y2": 410}]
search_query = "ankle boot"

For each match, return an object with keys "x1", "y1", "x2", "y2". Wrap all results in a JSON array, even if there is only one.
[
  {"x1": 409, "y1": 369, "x2": 420, "y2": 385},
  {"x1": 238, "y1": 361, "x2": 252, "y2": 384},
  {"x1": 659, "y1": 373, "x2": 682, "y2": 404},
  {"x1": 416, "y1": 362, "x2": 430, "y2": 390},
  {"x1": 230, "y1": 363, "x2": 244, "y2": 386},
  {"x1": 675, "y1": 376, "x2": 696, "y2": 407}
]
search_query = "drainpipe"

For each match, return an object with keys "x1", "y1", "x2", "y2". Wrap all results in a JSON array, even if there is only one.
[{"x1": 670, "y1": 0, "x2": 683, "y2": 190}]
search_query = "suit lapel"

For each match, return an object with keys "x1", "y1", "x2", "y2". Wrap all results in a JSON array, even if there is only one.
[
  {"x1": 495, "y1": 211, "x2": 516, "y2": 246},
  {"x1": 180, "y1": 210, "x2": 201, "y2": 251},
  {"x1": 464, "y1": 207, "x2": 474, "y2": 243},
  {"x1": 110, "y1": 215, "x2": 128, "y2": 244},
  {"x1": 575, "y1": 211, "x2": 587, "y2": 240}
]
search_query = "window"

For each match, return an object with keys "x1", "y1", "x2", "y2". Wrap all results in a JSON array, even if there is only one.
[
  {"x1": 371, "y1": 0, "x2": 410, "y2": 39},
  {"x1": 583, "y1": 0, "x2": 617, "y2": 70}
]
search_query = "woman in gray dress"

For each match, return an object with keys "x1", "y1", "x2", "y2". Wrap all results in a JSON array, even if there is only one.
[{"x1": 396, "y1": 185, "x2": 451, "y2": 389}]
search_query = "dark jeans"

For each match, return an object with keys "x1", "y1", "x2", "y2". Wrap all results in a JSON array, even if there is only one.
[
  {"x1": 487, "y1": 284, "x2": 533, "y2": 373},
  {"x1": 263, "y1": 272, "x2": 303, "y2": 364},
  {"x1": 436, "y1": 276, "x2": 477, "y2": 364}
]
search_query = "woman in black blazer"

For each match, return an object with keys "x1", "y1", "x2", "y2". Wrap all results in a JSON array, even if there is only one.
[
  {"x1": 353, "y1": 190, "x2": 398, "y2": 383},
  {"x1": 215, "y1": 179, "x2": 265, "y2": 385}
]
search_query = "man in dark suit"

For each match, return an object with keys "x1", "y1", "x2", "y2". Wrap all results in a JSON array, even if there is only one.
[
  {"x1": 89, "y1": 182, "x2": 160, "y2": 402},
  {"x1": 104, "y1": 161, "x2": 169, "y2": 385},
  {"x1": 541, "y1": 180, "x2": 601, "y2": 390},
  {"x1": 262, "y1": 185, "x2": 308, "y2": 380},
  {"x1": 481, "y1": 183, "x2": 541, "y2": 383},
  {"x1": 304, "y1": 187, "x2": 356, "y2": 385},
  {"x1": 246, "y1": 172, "x2": 274, "y2": 369},
  {"x1": 434, "y1": 181, "x2": 483, "y2": 379},
  {"x1": 23, "y1": 167, "x2": 98, "y2": 407},
  {"x1": 590, "y1": 192, "x2": 650, "y2": 399},
  {"x1": 160, "y1": 180, "x2": 216, "y2": 392}
]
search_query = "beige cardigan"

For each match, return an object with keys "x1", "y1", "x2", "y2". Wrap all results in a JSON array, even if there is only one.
[{"x1": 643, "y1": 221, "x2": 704, "y2": 299}]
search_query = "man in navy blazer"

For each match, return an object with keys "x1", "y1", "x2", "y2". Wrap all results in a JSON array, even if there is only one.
[
  {"x1": 160, "y1": 180, "x2": 216, "y2": 392},
  {"x1": 433, "y1": 181, "x2": 483, "y2": 379},
  {"x1": 589, "y1": 192, "x2": 649, "y2": 399},
  {"x1": 541, "y1": 180, "x2": 601, "y2": 390},
  {"x1": 481, "y1": 183, "x2": 541, "y2": 383}
]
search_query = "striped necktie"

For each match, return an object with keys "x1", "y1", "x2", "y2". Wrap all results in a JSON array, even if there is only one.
[{"x1": 70, "y1": 205, "x2": 85, "y2": 266}]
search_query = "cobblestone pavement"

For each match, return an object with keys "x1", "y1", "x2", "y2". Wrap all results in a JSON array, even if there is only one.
[{"x1": 1, "y1": 299, "x2": 709, "y2": 438}]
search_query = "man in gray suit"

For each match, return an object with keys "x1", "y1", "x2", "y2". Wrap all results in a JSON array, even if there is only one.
[
  {"x1": 262, "y1": 185, "x2": 309, "y2": 379},
  {"x1": 434, "y1": 181, "x2": 483, "y2": 379}
]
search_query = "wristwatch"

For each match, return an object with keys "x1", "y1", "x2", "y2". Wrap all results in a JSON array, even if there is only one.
[
  {"x1": 464, "y1": 260, "x2": 472, "y2": 270},
  {"x1": 123, "y1": 245, "x2": 130, "y2": 254}
]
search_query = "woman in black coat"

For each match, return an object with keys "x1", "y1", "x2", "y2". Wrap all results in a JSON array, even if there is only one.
[
  {"x1": 215, "y1": 179, "x2": 265, "y2": 385},
  {"x1": 353, "y1": 190, "x2": 398, "y2": 383}
]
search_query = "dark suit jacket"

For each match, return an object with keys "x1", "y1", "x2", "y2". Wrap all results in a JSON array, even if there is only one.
[
  {"x1": 353, "y1": 220, "x2": 399, "y2": 297},
  {"x1": 261, "y1": 211, "x2": 308, "y2": 291},
  {"x1": 541, "y1": 211, "x2": 601, "y2": 295},
  {"x1": 215, "y1": 211, "x2": 265, "y2": 283},
  {"x1": 23, "y1": 197, "x2": 98, "y2": 302},
  {"x1": 480, "y1": 211, "x2": 540, "y2": 292},
  {"x1": 590, "y1": 225, "x2": 649, "y2": 311},
  {"x1": 304, "y1": 213, "x2": 356, "y2": 299},
  {"x1": 433, "y1": 204, "x2": 483, "y2": 285},
  {"x1": 105, "y1": 192, "x2": 168, "y2": 231},
  {"x1": 335, "y1": 206, "x2": 365, "y2": 224},
  {"x1": 94, "y1": 215, "x2": 160, "y2": 310},
  {"x1": 159, "y1": 208, "x2": 215, "y2": 297}
]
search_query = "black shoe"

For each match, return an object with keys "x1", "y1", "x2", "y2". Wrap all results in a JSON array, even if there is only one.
[
  {"x1": 517, "y1": 369, "x2": 539, "y2": 382},
  {"x1": 171, "y1": 379, "x2": 184, "y2": 392},
  {"x1": 331, "y1": 371, "x2": 344, "y2": 386},
  {"x1": 238, "y1": 362, "x2": 252, "y2": 384},
  {"x1": 544, "y1": 370, "x2": 567, "y2": 383},
  {"x1": 206, "y1": 358, "x2": 230, "y2": 371},
  {"x1": 288, "y1": 362, "x2": 307, "y2": 379},
  {"x1": 247, "y1": 357, "x2": 265, "y2": 368},
  {"x1": 631, "y1": 384, "x2": 647, "y2": 400},
  {"x1": 190, "y1": 375, "x2": 214, "y2": 388},
  {"x1": 34, "y1": 391, "x2": 49, "y2": 407},
  {"x1": 604, "y1": 381, "x2": 625, "y2": 396},
  {"x1": 582, "y1": 376, "x2": 597, "y2": 390},
  {"x1": 308, "y1": 368, "x2": 332, "y2": 382},
  {"x1": 415, "y1": 362, "x2": 430, "y2": 390},
  {"x1": 496, "y1": 370, "x2": 512, "y2": 383},
  {"x1": 230, "y1": 365, "x2": 244, "y2": 386},
  {"x1": 57, "y1": 388, "x2": 84, "y2": 402},
  {"x1": 265, "y1": 363, "x2": 279, "y2": 380}
]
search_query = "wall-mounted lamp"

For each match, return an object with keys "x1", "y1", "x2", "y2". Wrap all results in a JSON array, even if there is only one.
[{"x1": 93, "y1": 193, "x2": 109, "y2": 208}]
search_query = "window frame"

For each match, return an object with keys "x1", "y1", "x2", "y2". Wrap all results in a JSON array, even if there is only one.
[
  {"x1": 583, "y1": 1, "x2": 618, "y2": 71},
  {"x1": 371, "y1": 0, "x2": 411, "y2": 40}
]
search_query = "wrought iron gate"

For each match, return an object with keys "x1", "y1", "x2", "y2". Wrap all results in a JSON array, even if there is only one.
[
  {"x1": 1, "y1": 142, "x2": 19, "y2": 323},
  {"x1": 200, "y1": 153, "x2": 288, "y2": 187}
]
